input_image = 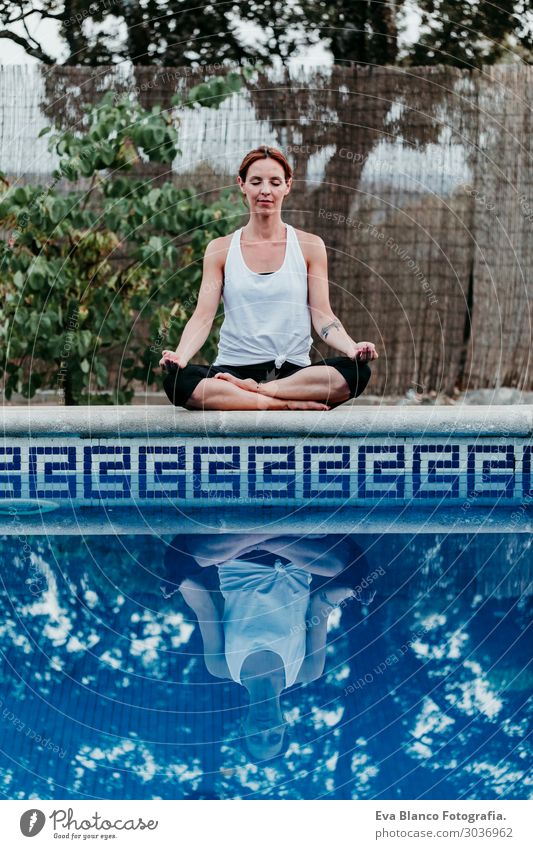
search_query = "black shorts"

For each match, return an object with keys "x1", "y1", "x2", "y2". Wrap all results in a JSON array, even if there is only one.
[{"x1": 162, "y1": 356, "x2": 371, "y2": 409}]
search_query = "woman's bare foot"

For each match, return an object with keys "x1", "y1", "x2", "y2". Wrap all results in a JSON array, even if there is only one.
[
  {"x1": 212, "y1": 373, "x2": 330, "y2": 409},
  {"x1": 214, "y1": 372, "x2": 260, "y2": 392},
  {"x1": 287, "y1": 400, "x2": 330, "y2": 410},
  {"x1": 213, "y1": 373, "x2": 332, "y2": 410},
  {"x1": 213, "y1": 372, "x2": 283, "y2": 399}
]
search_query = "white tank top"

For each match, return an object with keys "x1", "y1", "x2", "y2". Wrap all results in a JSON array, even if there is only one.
[
  {"x1": 218, "y1": 559, "x2": 311, "y2": 688},
  {"x1": 213, "y1": 223, "x2": 313, "y2": 368}
]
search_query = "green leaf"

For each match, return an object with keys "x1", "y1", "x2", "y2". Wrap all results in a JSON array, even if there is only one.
[
  {"x1": 48, "y1": 198, "x2": 64, "y2": 224},
  {"x1": 60, "y1": 160, "x2": 80, "y2": 181},
  {"x1": 148, "y1": 235, "x2": 163, "y2": 251},
  {"x1": 12, "y1": 187, "x2": 29, "y2": 204},
  {"x1": 80, "y1": 359, "x2": 90, "y2": 374},
  {"x1": 152, "y1": 125, "x2": 166, "y2": 145},
  {"x1": 166, "y1": 245, "x2": 178, "y2": 265},
  {"x1": 79, "y1": 155, "x2": 96, "y2": 177},
  {"x1": 226, "y1": 71, "x2": 243, "y2": 92},
  {"x1": 99, "y1": 143, "x2": 116, "y2": 166},
  {"x1": 94, "y1": 360, "x2": 108, "y2": 386},
  {"x1": 27, "y1": 274, "x2": 43, "y2": 292},
  {"x1": 147, "y1": 188, "x2": 161, "y2": 210},
  {"x1": 81, "y1": 329, "x2": 93, "y2": 350}
]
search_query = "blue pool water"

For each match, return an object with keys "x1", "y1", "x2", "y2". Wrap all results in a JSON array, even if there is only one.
[{"x1": 0, "y1": 527, "x2": 531, "y2": 800}]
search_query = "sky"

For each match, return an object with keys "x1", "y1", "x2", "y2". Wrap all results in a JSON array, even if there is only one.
[{"x1": 0, "y1": 3, "x2": 422, "y2": 68}]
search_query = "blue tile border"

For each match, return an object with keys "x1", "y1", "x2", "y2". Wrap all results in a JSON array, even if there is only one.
[{"x1": 0, "y1": 437, "x2": 532, "y2": 506}]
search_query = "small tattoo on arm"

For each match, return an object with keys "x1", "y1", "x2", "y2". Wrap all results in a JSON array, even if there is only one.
[{"x1": 321, "y1": 319, "x2": 341, "y2": 339}]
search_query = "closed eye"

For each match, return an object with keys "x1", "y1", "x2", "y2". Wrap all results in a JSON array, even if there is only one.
[{"x1": 249, "y1": 732, "x2": 282, "y2": 745}]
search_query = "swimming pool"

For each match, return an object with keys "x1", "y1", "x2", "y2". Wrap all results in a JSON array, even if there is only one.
[
  {"x1": 0, "y1": 526, "x2": 530, "y2": 800},
  {"x1": 1, "y1": 405, "x2": 531, "y2": 800}
]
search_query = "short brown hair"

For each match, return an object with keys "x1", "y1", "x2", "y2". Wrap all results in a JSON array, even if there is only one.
[{"x1": 238, "y1": 145, "x2": 293, "y2": 183}]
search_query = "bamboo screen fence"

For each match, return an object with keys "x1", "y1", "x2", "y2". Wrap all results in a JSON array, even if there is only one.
[{"x1": 1, "y1": 62, "x2": 532, "y2": 396}]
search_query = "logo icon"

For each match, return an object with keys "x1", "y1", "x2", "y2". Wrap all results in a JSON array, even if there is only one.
[{"x1": 20, "y1": 809, "x2": 46, "y2": 837}]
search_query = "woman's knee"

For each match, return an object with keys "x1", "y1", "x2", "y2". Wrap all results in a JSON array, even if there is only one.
[
  {"x1": 187, "y1": 377, "x2": 214, "y2": 408},
  {"x1": 162, "y1": 372, "x2": 184, "y2": 407},
  {"x1": 351, "y1": 361, "x2": 371, "y2": 397},
  {"x1": 334, "y1": 359, "x2": 372, "y2": 399},
  {"x1": 162, "y1": 372, "x2": 177, "y2": 403},
  {"x1": 163, "y1": 365, "x2": 203, "y2": 408}
]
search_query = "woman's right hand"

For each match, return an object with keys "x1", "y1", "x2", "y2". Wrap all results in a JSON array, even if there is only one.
[
  {"x1": 351, "y1": 341, "x2": 378, "y2": 362},
  {"x1": 159, "y1": 350, "x2": 188, "y2": 370}
]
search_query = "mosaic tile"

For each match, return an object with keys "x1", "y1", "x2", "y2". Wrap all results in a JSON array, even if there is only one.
[{"x1": 0, "y1": 437, "x2": 529, "y2": 506}]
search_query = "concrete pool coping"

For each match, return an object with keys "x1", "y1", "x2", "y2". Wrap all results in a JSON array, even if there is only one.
[
  {"x1": 2, "y1": 404, "x2": 533, "y2": 437},
  {"x1": 1, "y1": 405, "x2": 532, "y2": 517},
  {"x1": 2, "y1": 505, "x2": 532, "y2": 534}
]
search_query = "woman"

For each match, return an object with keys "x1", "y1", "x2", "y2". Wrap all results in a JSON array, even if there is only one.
[
  {"x1": 162, "y1": 532, "x2": 375, "y2": 762},
  {"x1": 160, "y1": 145, "x2": 378, "y2": 411}
]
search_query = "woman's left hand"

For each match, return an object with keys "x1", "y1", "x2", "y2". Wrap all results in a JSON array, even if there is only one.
[{"x1": 351, "y1": 341, "x2": 379, "y2": 362}]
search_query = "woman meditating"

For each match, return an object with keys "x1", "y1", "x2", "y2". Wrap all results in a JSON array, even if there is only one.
[
  {"x1": 162, "y1": 532, "x2": 375, "y2": 762},
  {"x1": 160, "y1": 145, "x2": 378, "y2": 411}
]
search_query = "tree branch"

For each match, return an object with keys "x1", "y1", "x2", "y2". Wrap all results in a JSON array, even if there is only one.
[
  {"x1": 0, "y1": 7, "x2": 63, "y2": 25},
  {"x1": 0, "y1": 28, "x2": 55, "y2": 63}
]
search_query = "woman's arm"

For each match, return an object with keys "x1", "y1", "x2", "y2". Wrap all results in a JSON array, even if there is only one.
[
  {"x1": 294, "y1": 593, "x2": 330, "y2": 684},
  {"x1": 306, "y1": 235, "x2": 378, "y2": 362},
  {"x1": 159, "y1": 238, "x2": 224, "y2": 368},
  {"x1": 180, "y1": 579, "x2": 230, "y2": 679}
]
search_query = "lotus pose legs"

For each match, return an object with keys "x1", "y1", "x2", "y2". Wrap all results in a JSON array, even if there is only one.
[
  {"x1": 213, "y1": 365, "x2": 351, "y2": 403},
  {"x1": 185, "y1": 376, "x2": 331, "y2": 411}
]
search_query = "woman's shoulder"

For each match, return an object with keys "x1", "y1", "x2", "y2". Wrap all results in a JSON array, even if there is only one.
[
  {"x1": 292, "y1": 227, "x2": 325, "y2": 263},
  {"x1": 204, "y1": 230, "x2": 239, "y2": 266},
  {"x1": 207, "y1": 231, "x2": 237, "y2": 251}
]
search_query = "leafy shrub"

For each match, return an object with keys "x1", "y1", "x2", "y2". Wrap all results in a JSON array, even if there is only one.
[{"x1": 0, "y1": 71, "x2": 249, "y2": 404}]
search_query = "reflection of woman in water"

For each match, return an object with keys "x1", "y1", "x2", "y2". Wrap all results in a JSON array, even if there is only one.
[{"x1": 162, "y1": 533, "x2": 373, "y2": 762}]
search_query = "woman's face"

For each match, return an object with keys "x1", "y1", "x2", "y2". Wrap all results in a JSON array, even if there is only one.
[
  {"x1": 244, "y1": 726, "x2": 286, "y2": 760},
  {"x1": 238, "y1": 158, "x2": 291, "y2": 214},
  {"x1": 243, "y1": 717, "x2": 287, "y2": 760},
  {"x1": 242, "y1": 695, "x2": 287, "y2": 759}
]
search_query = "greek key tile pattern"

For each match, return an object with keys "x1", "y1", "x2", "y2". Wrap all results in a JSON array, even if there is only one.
[{"x1": 0, "y1": 439, "x2": 531, "y2": 506}]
